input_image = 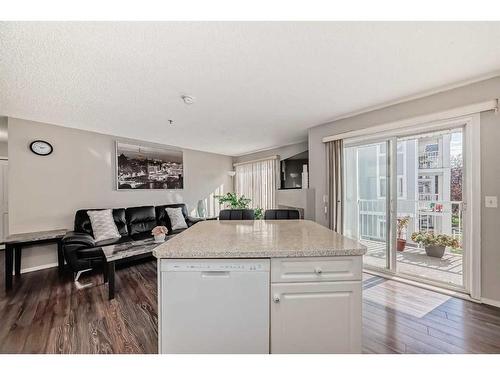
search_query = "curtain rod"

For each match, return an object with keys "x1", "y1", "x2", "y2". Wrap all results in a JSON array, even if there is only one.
[{"x1": 233, "y1": 155, "x2": 279, "y2": 167}]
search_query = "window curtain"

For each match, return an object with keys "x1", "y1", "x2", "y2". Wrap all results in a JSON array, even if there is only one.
[
  {"x1": 235, "y1": 158, "x2": 277, "y2": 210},
  {"x1": 327, "y1": 140, "x2": 343, "y2": 232}
]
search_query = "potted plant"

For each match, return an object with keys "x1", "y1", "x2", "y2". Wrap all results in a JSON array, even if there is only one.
[
  {"x1": 410, "y1": 231, "x2": 460, "y2": 258},
  {"x1": 254, "y1": 207, "x2": 263, "y2": 220},
  {"x1": 215, "y1": 192, "x2": 251, "y2": 209},
  {"x1": 215, "y1": 193, "x2": 266, "y2": 219},
  {"x1": 396, "y1": 216, "x2": 410, "y2": 252},
  {"x1": 152, "y1": 226, "x2": 169, "y2": 243}
]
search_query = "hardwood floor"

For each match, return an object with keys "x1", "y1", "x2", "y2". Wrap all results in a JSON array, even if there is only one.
[
  {"x1": 362, "y1": 275, "x2": 500, "y2": 353},
  {"x1": 1, "y1": 255, "x2": 500, "y2": 354},
  {"x1": 0, "y1": 256, "x2": 158, "y2": 354}
]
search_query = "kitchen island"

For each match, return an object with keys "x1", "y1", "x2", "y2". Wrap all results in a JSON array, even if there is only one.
[{"x1": 153, "y1": 219, "x2": 366, "y2": 354}]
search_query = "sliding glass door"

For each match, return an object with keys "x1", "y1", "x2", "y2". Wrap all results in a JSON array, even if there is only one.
[
  {"x1": 344, "y1": 140, "x2": 390, "y2": 271},
  {"x1": 394, "y1": 128, "x2": 464, "y2": 288},
  {"x1": 343, "y1": 126, "x2": 466, "y2": 291}
]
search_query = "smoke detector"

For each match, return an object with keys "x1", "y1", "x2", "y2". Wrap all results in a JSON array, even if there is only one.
[{"x1": 181, "y1": 95, "x2": 195, "y2": 105}]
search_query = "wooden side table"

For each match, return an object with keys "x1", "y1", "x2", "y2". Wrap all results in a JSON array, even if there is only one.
[{"x1": 1, "y1": 229, "x2": 68, "y2": 291}]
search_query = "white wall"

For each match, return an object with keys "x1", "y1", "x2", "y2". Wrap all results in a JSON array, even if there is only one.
[
  {"x1": 308, "y1": 76, "x2": 500, "y2": 302},
  {"x1": 0, "y1": 142, "x2": 7, "y2": 158},
  {"x1": 8, "y1": 117, "x2": 233, "y2": 271},
  {"x1": 479, "y1": 110, "x2": 500, "y2": 304}
]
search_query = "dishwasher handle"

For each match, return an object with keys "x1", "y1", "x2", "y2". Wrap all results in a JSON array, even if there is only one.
[{"x1": 201, "y1": 271, "x2": 231, "y2": 278}]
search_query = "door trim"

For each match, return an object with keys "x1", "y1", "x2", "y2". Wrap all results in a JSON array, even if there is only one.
[
  {"x1": 364, "y1": 268, "x2": 472, "y2": 301},
  {"x1": 389, "y1": 137, "x2": 397, "y2": 272},
  {"x1": 464, "y1": 113, "x2": 481, "y2": 300}
]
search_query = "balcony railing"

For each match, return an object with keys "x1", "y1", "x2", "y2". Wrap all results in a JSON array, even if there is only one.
[
  {"x1": 418, "y1": 151, "x2": 441, "y2": 169},
  {"x1": 419, "y1": 193, "x2": 440, "y2": 201},
  {"x1": 355, "y1": 199, "x2": 463, "y2": 245}
]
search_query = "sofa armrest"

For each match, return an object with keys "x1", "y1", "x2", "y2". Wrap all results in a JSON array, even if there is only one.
[
  {"x1": 186, "y1": 216, "x2": 206, "y2": 227},
  {"x1": 62, "y1": 231, "x2": 96, "y2": 247},
  {"x1": 62, "y1": 233, "x2": 105, "y2": 272}
]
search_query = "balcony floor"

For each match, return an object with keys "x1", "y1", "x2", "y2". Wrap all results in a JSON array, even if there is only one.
[{"x1": 362, "y1": 239, "x2": 463, "y2": 287}]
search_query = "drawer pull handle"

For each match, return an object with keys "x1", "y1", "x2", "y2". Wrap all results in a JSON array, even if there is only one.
[
  {"x1": 273, "y1": 295, "x2": 280, "y2": 303},
  {"x1": 315, "y1": 267, "x2": 323, "y2": 274}
]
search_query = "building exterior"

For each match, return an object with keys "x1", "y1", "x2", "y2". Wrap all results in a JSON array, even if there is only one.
[{"x1": 344, "y1": 132, "x2": 462, "y2": 246}]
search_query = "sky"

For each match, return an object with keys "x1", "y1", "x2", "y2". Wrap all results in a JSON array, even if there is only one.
[{"x1": 450, "y1": 131, "x2": 463, "y2": 157}]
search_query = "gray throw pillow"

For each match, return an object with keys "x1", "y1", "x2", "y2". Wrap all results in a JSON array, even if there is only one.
[
  {"x1": 165, "y1": 207, "x2": 188, "y2": 231},
  {"x1": 87, "y1": 209, "x2": 121, "y2": 242}
]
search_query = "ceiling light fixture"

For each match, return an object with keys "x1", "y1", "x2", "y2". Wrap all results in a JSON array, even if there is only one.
[{"x1": 181, "y1": 95, "x2": 195, "y2": 105}]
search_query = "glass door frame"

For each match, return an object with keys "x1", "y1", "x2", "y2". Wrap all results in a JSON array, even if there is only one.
[
  {"x1": 343, "y1": 116, "x2": 479, "y2": 295},
  {"x1": 392, "y1": 127, "x2": 466, "y2": 292},
  {"x1": 343, "y1": 136, "x2": 395, "y2": 273}
]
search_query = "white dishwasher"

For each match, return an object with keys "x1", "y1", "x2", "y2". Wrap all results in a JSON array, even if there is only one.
[{"x1": 160, "y1": 259, "x2": 270, "y2": 354}]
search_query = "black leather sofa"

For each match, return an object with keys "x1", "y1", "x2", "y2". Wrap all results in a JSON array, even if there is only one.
[{"x1": 62, "y1": 203, "x2": 203, "y2": 275}]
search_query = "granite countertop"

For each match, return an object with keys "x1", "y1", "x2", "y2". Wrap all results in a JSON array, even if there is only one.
[{"x1": 153, "y1": 220, "x2": 366, "y2": 259}]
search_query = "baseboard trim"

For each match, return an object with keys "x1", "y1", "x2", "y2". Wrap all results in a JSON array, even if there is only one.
[
  {"x1": 20, "y1": 262, "x2": 58, "y2": 274},
  {"x1": 481, "y1": 297, "x2": 500, "y2": 308}
]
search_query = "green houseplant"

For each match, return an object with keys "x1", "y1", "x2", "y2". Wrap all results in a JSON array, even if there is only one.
[
  {"x1": 215, "y1": 192, "x2": 251, "y2": 209},
  {"x1": 254, "y1": 207, "x2": 264, "y2": 220},
  {"x1": 410, "y1": 231, "x2": 460, "y2": 258},
  {"x1": 214, "y1": 192, "x2": 264, "y2": 219},
  {"x1": 396, "y1": 216, "x2": 410, "y2": 252}
]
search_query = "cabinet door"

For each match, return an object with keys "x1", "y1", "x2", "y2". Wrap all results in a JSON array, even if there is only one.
[{"x1": 271, "y1": 281, "x2": 361, "y2": 354}]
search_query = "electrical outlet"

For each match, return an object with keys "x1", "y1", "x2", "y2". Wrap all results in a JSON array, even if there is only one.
[{"x1": 485, "y1": 196, "x2": 498, "y2": 208}]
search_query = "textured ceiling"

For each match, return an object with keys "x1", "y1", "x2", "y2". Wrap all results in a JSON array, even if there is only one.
[{"x1": 1, "y1": 22, "x2": 500, "y2": 156}]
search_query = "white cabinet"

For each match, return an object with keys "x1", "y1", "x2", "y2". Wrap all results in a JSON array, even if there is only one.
[
  {"x1": 271, "y1": 281, "x2": 362, "y2": 354},
  {"x1": 270, "y1": 257, "x2": 362, "y2": 354}
]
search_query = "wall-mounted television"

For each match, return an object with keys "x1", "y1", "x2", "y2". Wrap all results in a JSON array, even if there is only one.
[{"x1": 280, "y1": 151, "x2": 308, "y2": 189}]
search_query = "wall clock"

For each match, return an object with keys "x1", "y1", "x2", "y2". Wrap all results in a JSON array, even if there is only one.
[{"x1": 29, "y1": 140, "x2": 53, "y2": 156}]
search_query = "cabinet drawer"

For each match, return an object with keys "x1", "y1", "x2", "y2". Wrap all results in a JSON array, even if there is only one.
[{"x1": 271, "y1": 256, "x2": 361, "y2": 283}]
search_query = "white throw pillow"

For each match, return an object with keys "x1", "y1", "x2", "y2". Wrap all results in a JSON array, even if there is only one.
[
  {"x1": 87, "y1": 209, "x2": 121, "y2": 242},
  {"x1": 165, "y1": 207, "x2": 188, "y2": 231}
]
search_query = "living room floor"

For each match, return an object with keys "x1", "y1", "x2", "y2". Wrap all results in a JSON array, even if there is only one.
[{"x1": 1, "y1": 256, "x2": 500, "y2": 354}]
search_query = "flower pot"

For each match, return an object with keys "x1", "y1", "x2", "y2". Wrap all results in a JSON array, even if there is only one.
[
  {"x1": 396, "y1": 239, "x2": 406, "y2": 252},
  {"x1": 425, "y1": 245, "x2": 446, "y2": 258},
  {"x1": 154, "y1": 233, "x2": 166, "y2": 243}
]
